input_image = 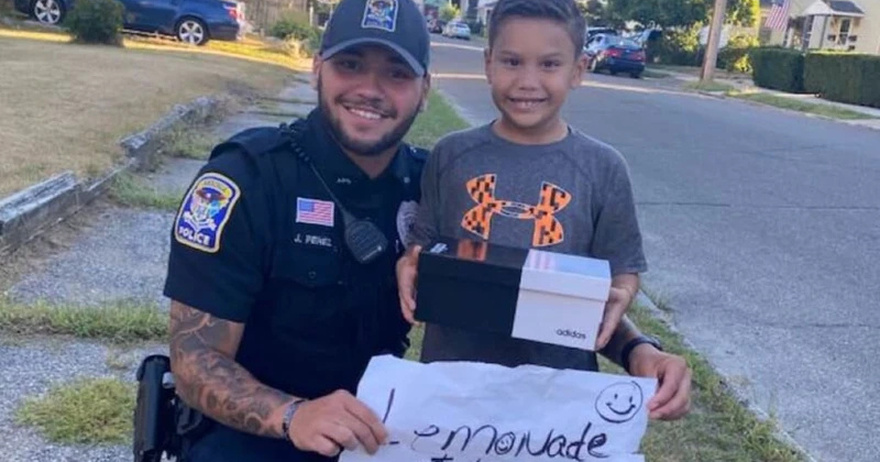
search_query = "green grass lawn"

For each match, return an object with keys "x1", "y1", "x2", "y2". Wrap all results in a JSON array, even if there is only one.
[
  {"x1": 684, "y1": 80, "x2": 737, "y2": 93},
  {"x1": 728, "y1": 91, "x2": 877, "y2": 120}
]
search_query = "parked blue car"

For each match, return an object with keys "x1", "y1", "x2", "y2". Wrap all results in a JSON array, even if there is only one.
[{"x1": 14, "y1": 0, "x2": 242, "y2": 45}]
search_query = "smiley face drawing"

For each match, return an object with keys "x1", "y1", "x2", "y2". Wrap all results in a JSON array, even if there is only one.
[{"x1": 595, "y1": 381, "x2": 644, "y2": 424}]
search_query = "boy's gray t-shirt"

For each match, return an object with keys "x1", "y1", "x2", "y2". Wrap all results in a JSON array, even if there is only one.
[{"x1": 408, "y1": 123, "x2": 647, "y2": 371}]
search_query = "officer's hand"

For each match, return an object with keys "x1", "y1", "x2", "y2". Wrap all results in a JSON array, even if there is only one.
[
  {"x1": 396, "y1": 245, "x2": 421, "y2": 325},
  {"x1": 287, "y1": 390, "x2": 388, "y2": 457}
]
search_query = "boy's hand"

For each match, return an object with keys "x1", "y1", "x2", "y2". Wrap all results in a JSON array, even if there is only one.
[
  {"x1": 396, "y1": 245, "x2": 422, "y2": 325},
  {"x1": 595, "y1": 285, "x2": 634, "y2": 350},
  {"x1": 628, "y1": 345, "x2": 692, "y2": 421}
]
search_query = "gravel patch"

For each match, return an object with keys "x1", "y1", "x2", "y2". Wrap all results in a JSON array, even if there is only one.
[
  {"x1": 0, "y1": 335, "x2": 167, "y2": 462},
  {"x1": 278, "y1": 84, "x2": 317, "y2": 104},
  {"x1": 142, "y1": 157, "x2": 206, "y2": 195},
  {"x1": 211, "y1": 111, "x2": 281, "y2": 139},
  {"x1": 7, "y1": 207, "x2": 174, "y2": 310}
]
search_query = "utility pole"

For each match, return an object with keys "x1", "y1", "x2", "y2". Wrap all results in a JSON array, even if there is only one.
[{"x1": 700, "y1": 0, "x2": 729, "y2": 82}]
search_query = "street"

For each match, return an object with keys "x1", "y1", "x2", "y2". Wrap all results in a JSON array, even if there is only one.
[{"x1": 428, "y1": 35, "x2": 880, "y2": 462}]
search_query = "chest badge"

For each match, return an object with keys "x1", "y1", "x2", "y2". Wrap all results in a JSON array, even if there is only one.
[
  {"x1": 396, "y1": 200, "x2": 418, "y2": 247},
  {"x1": 296, "y1": 197, "x2": 335, "y2": 228}
]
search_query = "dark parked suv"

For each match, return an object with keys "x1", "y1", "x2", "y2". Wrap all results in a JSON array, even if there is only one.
[{"x1": 14, "y1": 0, "x2": 242, "y2": 45}]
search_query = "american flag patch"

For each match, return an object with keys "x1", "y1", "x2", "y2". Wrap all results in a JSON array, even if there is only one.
[{"x1": 296, "y1": 197, "x2": 335, "y2": 227}]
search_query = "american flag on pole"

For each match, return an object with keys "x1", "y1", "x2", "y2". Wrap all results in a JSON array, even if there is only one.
[
  {"x1": 765, "y1": 0, "x2": 792, "y2": 31},
  {"x1": 296, "y1": 197, "x2": 335, "y2": 227}
]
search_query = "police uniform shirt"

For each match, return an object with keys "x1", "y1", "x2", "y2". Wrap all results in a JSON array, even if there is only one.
[{"x1": 163, "y1": 109, "x2": 425, "y2": 399}]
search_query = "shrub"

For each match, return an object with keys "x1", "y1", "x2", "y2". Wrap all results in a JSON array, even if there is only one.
[
  {"x1": 648, "y1": 25, "x2": 701, "y2": 66},
  {"x1": 750, "y1": 47, "x2": 805, "y2": 93},
  {"x1": 439, "y1": 3, "x2": 459, "y2": 22},
  {"x1": 64, "y1": 0, "x2": 124, "y2": 46},
  {"x1": 268, "y1": 13, "x2": 322, "y2": 57},
  {"x1": 717, "y1": 33, "x2": 759, "y2": 73},
  {"x1": 804, "y1": 52, "x2": 880, "y2": 108}
]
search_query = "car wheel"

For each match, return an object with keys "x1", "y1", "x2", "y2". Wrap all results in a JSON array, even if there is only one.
[
  {"x1": 631, "y1": 72, "x2": 642, "y2": 79},
  {"x1": 32, "y1": 0, "x2": 64, "y2": 25},
  {"x1": 177, "y1": 18, "x2": 209, "y2": 46}
]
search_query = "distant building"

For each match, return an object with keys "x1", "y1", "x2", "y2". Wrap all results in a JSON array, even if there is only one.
[{"x1": 760, "y1": 0, "x2": 879, "y2": 54}]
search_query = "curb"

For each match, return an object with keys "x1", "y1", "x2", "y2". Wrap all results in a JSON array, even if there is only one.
[
  {"x1": 0, "y1": 96, "x2": 220, "y2": 257},
  {"x1": 636, "y1": 290, "x2": 818, "y2": 462},
  {"x1": 688, "y1": 88, "x2": 880, "y2": 133}
]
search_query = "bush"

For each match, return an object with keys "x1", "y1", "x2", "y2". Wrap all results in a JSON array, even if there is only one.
[
  {"x1": 64, "y1": 0, "x2": 124, "y2": 45},
  {"x1": 804, "y1": 52, "x2": 880, "y2": 108},
  {"x1": 439, "y1": 3, "x2": 459, "y2": 22},
  {"x1": 750, "y1": 47, "x2": 805, "y2": 93},
  {"x1": 268, "y1": 13, "x2": 322, "y2": 57},
  {"x1": 648, "y1": 25, "x2": 701, "y2": 66},
  {"x1": 717, "y1": 34, "x2": 759, "y2": 73}
]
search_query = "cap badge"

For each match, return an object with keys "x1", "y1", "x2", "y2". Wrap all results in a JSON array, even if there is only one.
[{"x1": 361, "y1": 0, "x2": 398, "y2": 32}]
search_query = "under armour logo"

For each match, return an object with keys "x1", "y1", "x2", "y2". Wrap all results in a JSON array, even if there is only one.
[{"x1": 461, "y1": 174, "x2": 571, "y2": 247}]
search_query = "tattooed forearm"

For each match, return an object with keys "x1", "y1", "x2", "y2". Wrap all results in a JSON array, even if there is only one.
[{"x1": 169, "y1": 302, "x2": 297, "y2": 439}]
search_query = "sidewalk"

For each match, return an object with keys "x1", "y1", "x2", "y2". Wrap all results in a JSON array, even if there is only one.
[
  {"x1": 653, "y1": 66, "x2": 880, "y2": 130},
  {"x1": 0, "y1": 82, "x2": 316, "y2": 462}
]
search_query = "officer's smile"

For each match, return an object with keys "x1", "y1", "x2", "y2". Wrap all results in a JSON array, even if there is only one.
[{"x1": 342, "y1": 103, "x2": 391, "y2": 121}]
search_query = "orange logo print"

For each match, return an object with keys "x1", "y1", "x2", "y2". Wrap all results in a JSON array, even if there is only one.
[{"x1": 461, "y1": 174, "x2": 571, "y2": 247}]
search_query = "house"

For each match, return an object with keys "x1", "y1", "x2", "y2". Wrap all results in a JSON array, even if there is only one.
[
  {"x1": 760, "y1": 0, "x2": 880, "y2": 54},
  {"x1": 476, "y1": 0, "x2": 497, "y2": 25}
]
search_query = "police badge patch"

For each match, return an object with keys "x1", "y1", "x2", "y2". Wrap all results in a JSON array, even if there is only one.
[
  {"x1": 361, "y1": 0, "x2": 398, "y2": 32},
  {"x1": 396, "y1": 200, "x2": 418, "y2": 246},
  {"x1": 174, "y1": 173, "x2": 241, "y2": 253}
]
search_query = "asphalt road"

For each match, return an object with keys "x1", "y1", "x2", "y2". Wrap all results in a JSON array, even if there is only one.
[{"x1": 427, "y1": 35, "x2": 880, "y2": 462}]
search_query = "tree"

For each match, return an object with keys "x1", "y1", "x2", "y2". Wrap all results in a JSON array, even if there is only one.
[
  {"x1": 606, "y1": 0, "x2": 759, "y2": 29},
  {"x1": 576, "y1": 0, "x2": 607, "y2": 25},
  {"x1": 726, "y1": 0, "x2": 760, "y2": 27},
  {"x1": 439, "y1": 2, "x2": 459, "y2": 22}
]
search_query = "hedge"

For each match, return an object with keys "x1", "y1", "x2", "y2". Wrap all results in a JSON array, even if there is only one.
[
  {"x1": 750, "y1": 47, "x2": 805, "y2": 93},
  {"x1": 717, "y1": 34, "x2": 760, "y2": 74},
  {"x1": 804, "y1": 52, "x2": 880, "y2": 108}
]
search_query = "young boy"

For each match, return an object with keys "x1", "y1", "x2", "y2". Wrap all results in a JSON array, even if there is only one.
[{"x1": 401, "y1": 0, "x2": 648, "y2": 373}]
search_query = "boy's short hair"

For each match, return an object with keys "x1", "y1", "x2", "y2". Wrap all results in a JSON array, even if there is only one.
[{"x1": 488, "y1": 0, "x2": 586, "y2": 56}]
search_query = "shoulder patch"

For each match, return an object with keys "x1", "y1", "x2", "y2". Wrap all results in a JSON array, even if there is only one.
[{"x1": 174, "y1": 172, "x2": 242, "y2": 253}]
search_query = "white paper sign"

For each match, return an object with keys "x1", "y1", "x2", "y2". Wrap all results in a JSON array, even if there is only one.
[{"x1": 340, "y1": 355, "x2": 657, "y2": 462}]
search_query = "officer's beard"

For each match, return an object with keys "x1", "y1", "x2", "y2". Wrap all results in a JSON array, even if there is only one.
[{"x1": 317, "y1": 80, "x2": 421, "y2": 158}]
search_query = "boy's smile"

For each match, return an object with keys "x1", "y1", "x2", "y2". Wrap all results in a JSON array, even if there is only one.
[{"x1": 485, "y1": 17, "x2": 585, "y2": 145}]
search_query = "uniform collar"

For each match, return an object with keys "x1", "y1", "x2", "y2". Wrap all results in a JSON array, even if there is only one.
[{"x1": 304, "y1": 109, "x2": 414, "y2": 189}]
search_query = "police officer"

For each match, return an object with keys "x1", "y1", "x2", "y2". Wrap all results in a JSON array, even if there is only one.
[{"x1": 162, "y1": 0, "x2": 431, "y2": 460}]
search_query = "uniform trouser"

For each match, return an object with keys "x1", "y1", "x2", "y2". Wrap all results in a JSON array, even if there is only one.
[{"x1": 183, "y1": 424, "x2": 335, "y2": 462}]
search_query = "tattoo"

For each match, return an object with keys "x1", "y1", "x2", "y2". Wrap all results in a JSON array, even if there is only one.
[{"x1": 170, "y1": 303, "x2": 293, "y2": 439}]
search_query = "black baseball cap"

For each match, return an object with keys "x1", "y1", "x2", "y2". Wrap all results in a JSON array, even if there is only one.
[{"x1": 320, "y1": 0, "x2": 430, "y2": 76}]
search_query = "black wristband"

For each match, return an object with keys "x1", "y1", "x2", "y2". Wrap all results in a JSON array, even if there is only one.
[
  {"x1": 281, "y1": 398, "x2": 306, "y2": 443},
  {"x1": 621, "y1": 335, "x2": 663, "y2": 374}
]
